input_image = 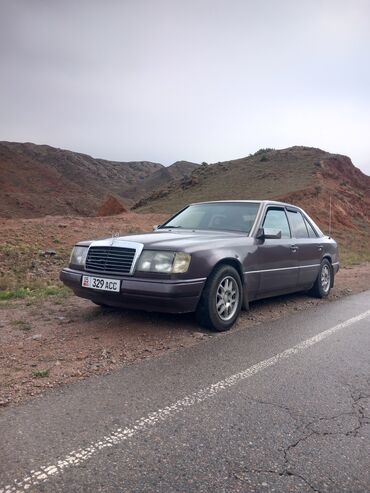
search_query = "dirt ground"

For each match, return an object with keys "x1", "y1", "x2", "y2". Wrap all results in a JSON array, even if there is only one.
[
  {"x1": 0, "y1": 212, "x2": 168, "y2": 291},
  {"x1": 1, "y1": 263, "x2": 369, "y2": 408}
]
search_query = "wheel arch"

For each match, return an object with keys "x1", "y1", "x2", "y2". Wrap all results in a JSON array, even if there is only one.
[
  {"x1": 322, "y1": 253, "x2": 333, "y2": 263},
  {"x1": 206, "y1": 257, "x2": 249, "y2": 310},
  {"x1": 212, "y1": 257, "x2": 244, "y2": 284}
]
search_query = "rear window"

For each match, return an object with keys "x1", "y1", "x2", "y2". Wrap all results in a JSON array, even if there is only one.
[
  {"x1": 304, "y1": 217, "x2": 318, "y2": 238},
  {"x1": 287, "y1": 210, "x2": 309, "y2": 238}
]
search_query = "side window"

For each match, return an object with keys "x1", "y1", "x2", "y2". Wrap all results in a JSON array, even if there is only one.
[
  {"x1": 287, "y1": 211, "x2": 309, "y2": 238},
  {"x1": 263, "y1": 209, "x2": 291, "y2": 238},
  {"x1": 304, "y1": 217, "x2": 318, "y2": 238}
]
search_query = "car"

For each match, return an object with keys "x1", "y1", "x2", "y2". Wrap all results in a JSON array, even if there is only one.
[{"x1": 60, "y1": 200, "x2": 339, "y2": 331}]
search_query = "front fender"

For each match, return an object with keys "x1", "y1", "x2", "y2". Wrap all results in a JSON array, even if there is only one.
[{"x1": 185, "y1": 245, "x2": 255, "y2": 310}]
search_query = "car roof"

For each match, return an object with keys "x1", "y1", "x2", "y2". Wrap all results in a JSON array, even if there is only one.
[{"x1": 190, "y1": 200, "x2": 298, "y2": 208}]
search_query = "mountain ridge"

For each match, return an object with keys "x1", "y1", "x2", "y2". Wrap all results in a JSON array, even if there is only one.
[{"x1": 0, "y1": 141, "x2": 198, "y2": 218}]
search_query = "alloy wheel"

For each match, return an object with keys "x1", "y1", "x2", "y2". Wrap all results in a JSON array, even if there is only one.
[
  {"x1": 216, "y1": 276, "x2": 239, "y2": 321},
  {"x1": 321, "y1": 264, "x2": 331, "y2": 293}
]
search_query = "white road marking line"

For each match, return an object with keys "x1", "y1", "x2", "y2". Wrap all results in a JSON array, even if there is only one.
[{"x1": 2, "y1": 309, "x2": 370, "y2": 493}]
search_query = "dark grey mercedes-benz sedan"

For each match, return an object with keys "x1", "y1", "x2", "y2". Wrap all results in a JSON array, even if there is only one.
[{"x1": 60, "y1": 200, "x2": 339, "y2": 331}]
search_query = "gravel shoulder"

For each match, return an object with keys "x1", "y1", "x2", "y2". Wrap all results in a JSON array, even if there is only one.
[{"x1": 1, "y1": 263, "x2": 369, "y2": 408}]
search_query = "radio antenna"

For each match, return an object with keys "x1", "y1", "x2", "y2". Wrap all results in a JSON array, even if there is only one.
[{"x1": 329, "y1": 195, "x2": 332, "y2": 237}]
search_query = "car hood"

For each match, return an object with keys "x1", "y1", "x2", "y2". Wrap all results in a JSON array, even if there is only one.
[{"x1": 81, "y1": 229, "x2": 252, "y2": 251}]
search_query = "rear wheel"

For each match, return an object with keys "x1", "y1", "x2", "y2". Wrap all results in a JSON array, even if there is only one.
[
  {"x1": 310, "y1": 259, "x2": 332, "y2": 298},
  {"x1": 196, "y1": 264, "x2": 242, "y2": 331}
]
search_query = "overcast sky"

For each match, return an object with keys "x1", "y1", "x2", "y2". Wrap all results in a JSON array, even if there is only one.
[{"x1": 1, "y1": 0, "x2": 369, "y2": 173}]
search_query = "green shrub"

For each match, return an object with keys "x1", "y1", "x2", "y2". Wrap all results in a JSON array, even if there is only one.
[
  {"x1": 32, "y1": 369, "x2": 50, "y2": 378},
  {"x1": 0, "y1": 287, "x2": 31, "y2": 300},
  {"x1": 254, "y1": 148, "x2": 274, "y2": 156}
]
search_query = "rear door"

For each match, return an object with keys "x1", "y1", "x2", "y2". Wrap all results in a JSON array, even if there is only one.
[
  {"x1": 286, "y1": 208, "x2": 321, "y2": 288},
  {"x1": 250, "y1": 206, "x2": 299, "y2": 297}
]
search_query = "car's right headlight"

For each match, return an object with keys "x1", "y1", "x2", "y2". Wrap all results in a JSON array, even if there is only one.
[
  {"x1": 69, "y1": 245, "x2": 88, "y2": 266},
  {"x1": 136, "y1": 250, "x2": 191, "y2": 274}
]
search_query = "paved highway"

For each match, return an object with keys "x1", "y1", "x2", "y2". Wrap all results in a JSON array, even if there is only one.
[{"x1": 1, "y1": 291, "x2": 370, "y2": 493}]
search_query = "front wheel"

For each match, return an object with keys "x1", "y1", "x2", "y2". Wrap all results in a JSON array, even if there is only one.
[
  {"x1": 196, "y1": 265, "x2": 242, "y2": 331},
  {"x1": 310, "y1": 259, "x2": 332, "y2": 298}
]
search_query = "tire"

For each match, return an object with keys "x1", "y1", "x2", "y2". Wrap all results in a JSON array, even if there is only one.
[
  {"x1": 196, "y1": 264, "x2": 243, "y2": 331},
  {"x1": 310, "y1": 259, "x2": 332, "y2": 298}
]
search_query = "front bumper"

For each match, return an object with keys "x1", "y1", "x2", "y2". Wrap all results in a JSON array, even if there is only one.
[{"x1": 60, "y1": 268, "x2": 206, "y2": 314}]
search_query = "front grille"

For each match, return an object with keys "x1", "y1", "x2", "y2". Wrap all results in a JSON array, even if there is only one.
[{"x1": 85, "y1": 246, "x2": 136, "y2": 275}]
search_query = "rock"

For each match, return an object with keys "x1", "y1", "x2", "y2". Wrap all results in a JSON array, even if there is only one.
[
  {"x1": 32, "y1": 334, "x2": 42, "y2": 340},
  {"x1": 97, "y1": 195, "x2": 128, "y2": 217},
  {"x1": 45, "y1": 250, "x2": 57, "y2": 256},
  {"x1": 38, "y1": 250, "x2": 57, "y2": 257}
]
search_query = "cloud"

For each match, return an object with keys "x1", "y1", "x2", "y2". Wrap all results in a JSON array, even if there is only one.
[{"x1": 0, "y1": 0, "x2": 369, "y2": 173}]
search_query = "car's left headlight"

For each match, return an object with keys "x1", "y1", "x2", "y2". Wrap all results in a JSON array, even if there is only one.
[
  {"x1": 136, "y1": 251, "x2": 191, "y2": 274},
  {"x1": 69, "y1": 245, "x2": 88, "y2": 266}
]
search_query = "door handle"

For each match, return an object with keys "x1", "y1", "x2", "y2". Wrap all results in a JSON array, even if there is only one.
[{"x1": 290, "y1": 245, "x2": 299, "y2": 253}]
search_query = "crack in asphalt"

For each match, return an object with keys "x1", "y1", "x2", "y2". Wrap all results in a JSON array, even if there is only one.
[
  {"x1": 233, "y1": 465, "x2": 322, "y2": 493},
  {"x1": 238, "y1": 382, "x2": 370, "y2": 492}
]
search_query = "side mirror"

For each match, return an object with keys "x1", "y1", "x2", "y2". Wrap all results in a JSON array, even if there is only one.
[
  {"x1": 153, "y1": 225, "x2": 161, "y2": 231},
  {"x1": 256, "y1": 227, "x2": 282, "y2": 240}
]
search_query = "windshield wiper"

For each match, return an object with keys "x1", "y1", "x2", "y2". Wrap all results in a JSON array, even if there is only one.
[{"x1": 161, "y1": 225, "x2": 183, "y2": 229}]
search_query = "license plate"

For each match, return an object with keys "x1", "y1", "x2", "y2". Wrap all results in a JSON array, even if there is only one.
[{"x1": 82, "y1": 275, "x2": 120, "y2": 292}]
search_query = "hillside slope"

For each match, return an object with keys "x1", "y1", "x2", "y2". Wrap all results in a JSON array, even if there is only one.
[
  {"x1": 0, "y1": 141, "x2": 166, "y2": 217},
  {"x1": 135, "y1": 147, "x2": 370, "y2": 263},
  {"x1": 0, "y1": 143, "x2": 197, "y2": 218},
  {"x1": 123, "y1": 160, "x2": 199, "y2": 201},
  {"x1": 133, "y1": 147, "x2": 322, "y2": 211}
]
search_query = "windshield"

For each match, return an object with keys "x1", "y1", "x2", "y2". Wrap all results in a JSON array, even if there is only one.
[{"x1": 160, "y1": 202, "x2": 260, "y2": 234}]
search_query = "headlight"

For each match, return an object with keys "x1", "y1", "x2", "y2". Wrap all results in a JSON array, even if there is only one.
[
  {"x1": 70, "y1": 246, "x2": 88, "y2": 266},
  {"x1": 136, "y1": 251, "x2": 191, "y2": 274},
  {"x1": 172, "y1": 252, "x2": 192, "y2": 273}
]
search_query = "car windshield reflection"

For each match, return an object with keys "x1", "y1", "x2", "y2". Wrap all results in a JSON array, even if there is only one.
[{"x1": 161, "y1": 202, "x2": 260, "y2": 234}]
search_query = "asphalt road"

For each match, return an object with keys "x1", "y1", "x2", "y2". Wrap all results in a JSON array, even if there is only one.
[{"x1": 1, "y1": 291, "x2": 370, "y2": 493}]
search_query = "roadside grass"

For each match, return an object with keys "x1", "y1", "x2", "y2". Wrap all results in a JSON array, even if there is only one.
[
  {"x1": 32, "y1": 369, "x2": 50, "y2": 378},
  {"x1": 340, "y1": 251, "x2": 370, "y2": 266},
  {"x1": 0, "y1": 241, "x2": 69, "y2": 293},
  {"x1": 11, "y1": 320, "x2": 32, "y2": 331},
  {"x1": 0, "y1": 287, "x2": 31, "y2": 301},
  {"x1": 0, "y1": 285, "x2": 71, "y2": 302},
  {"x1": 336, "y1": 231, "x2": 370, "y2": 266}
]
